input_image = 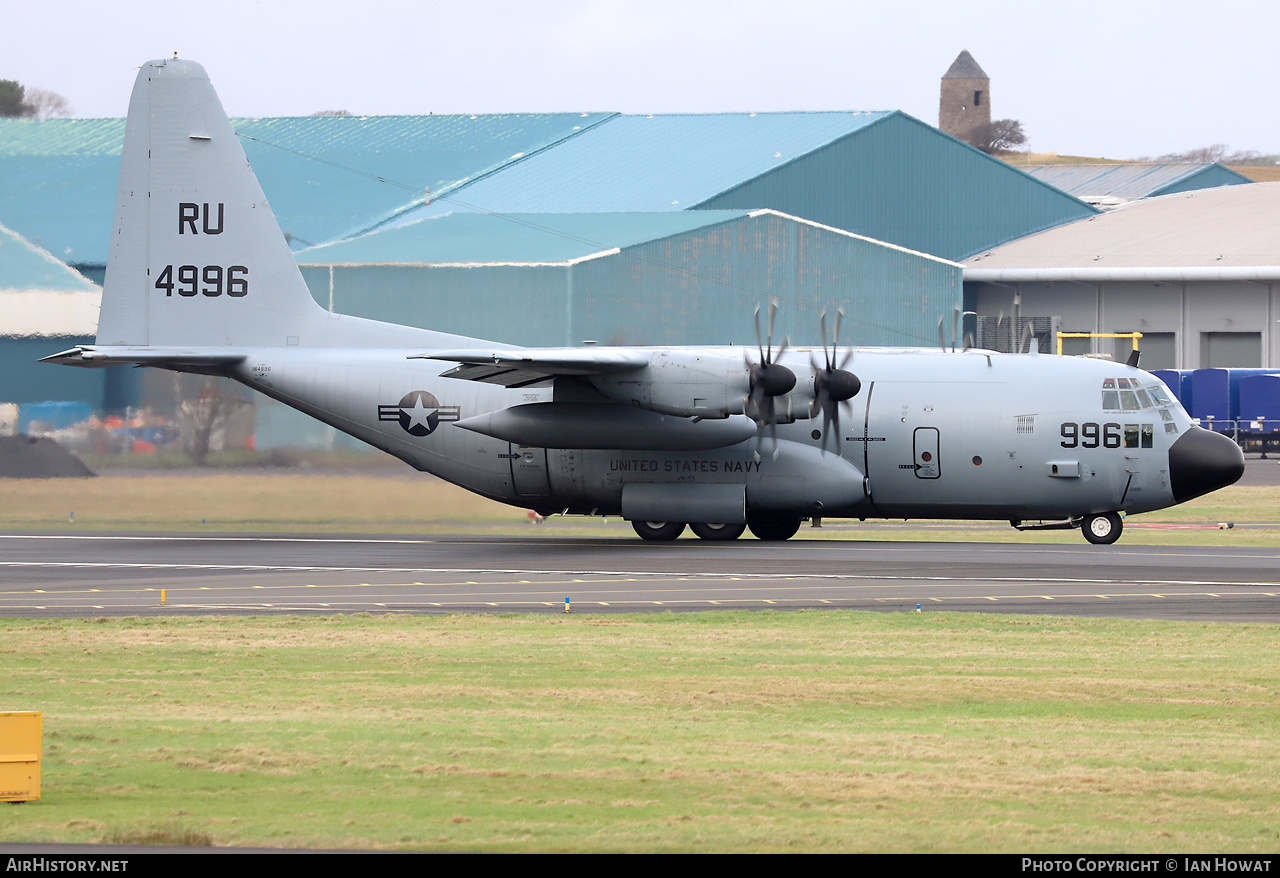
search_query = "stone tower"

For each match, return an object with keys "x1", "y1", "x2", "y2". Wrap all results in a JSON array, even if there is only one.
[{"x1": 939, "y1": 50, "x2": 990, "y2": 146}]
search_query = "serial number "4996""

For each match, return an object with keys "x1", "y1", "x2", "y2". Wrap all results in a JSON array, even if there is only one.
[{"x1": 155, "y1": 264, "x2": 248, "y2": 297}]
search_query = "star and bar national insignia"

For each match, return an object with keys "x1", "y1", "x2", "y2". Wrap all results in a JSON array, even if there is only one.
[{"x1": 378, "y1": 390, "x2": 461, "y2": 436}]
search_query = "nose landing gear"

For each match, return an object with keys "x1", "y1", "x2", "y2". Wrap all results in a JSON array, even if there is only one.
[{"x1": 1081, "y1": 511, "x2": 1123, "y2": 545}]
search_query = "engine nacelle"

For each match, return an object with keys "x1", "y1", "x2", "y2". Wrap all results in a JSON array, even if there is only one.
[
  {"x1": 591, "y1": 351, "x2": 822, "y2": 421},
  {"x1": 591, "y1": 350, "x2": 749, "y2": 418}
]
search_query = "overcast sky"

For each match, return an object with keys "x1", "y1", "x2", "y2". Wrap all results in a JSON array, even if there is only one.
[{"x1": 4, "y1": 0, "x2": 1276, "y2": 161}]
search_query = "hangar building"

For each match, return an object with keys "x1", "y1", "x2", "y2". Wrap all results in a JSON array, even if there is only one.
[
  {"x1": 0, "y1": 106, "x2": 1094, "y2": 353},
  {"x1": 964, "y1": 182, "x2": 1280, "y2": 370},
  {"x1": 297, "y1": 209, "x2": 962, "y2": 348},
  {"x1": 0, "y1": 222, "x2": 128, "y2": 414}
]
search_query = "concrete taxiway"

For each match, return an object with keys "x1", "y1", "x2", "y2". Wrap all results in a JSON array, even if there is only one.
[{"x1": 1, "y1": 532, "x2": 1277, "y2": 621}]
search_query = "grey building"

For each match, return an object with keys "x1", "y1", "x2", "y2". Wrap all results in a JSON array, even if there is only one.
[{"x1": 965, "y1": 182, "x2": 1280, "y2": 369}]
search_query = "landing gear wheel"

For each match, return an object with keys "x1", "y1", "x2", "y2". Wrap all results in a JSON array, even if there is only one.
[
  {"x1": 747, "y1": 515, "x2": 802, "y2": 541},
  {"x1": 1081, "y1": 512, "x2": 1123, "y2": 545},
  {"x1": 631, "y1": 521, "x2": 686, "y2": 541},
  {"x1": 690, "y1": 522, "x2": 746, "y2": 541}
]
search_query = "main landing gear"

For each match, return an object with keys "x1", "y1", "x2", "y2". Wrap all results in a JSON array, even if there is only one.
[
  {"x1": 630, "y1": 516, "x2": 802, "y2": 542},
  {"x1": 689, "y1": 522, "x2": 747, "y2": 541},
  {"x1": 631, "y1": 521, "x2": 686, "y2": 541}
]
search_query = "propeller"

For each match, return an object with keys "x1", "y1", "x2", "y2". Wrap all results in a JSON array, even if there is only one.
[
  {"x1": 809, "y1": 310, "x2": 861, "y2": 455},
  {"x1": 744, "y1": 301, "x2": 796, "y2": 460}
]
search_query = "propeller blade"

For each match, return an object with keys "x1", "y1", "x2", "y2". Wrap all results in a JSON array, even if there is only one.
[{"x1": 754, "y1": 305, "x2": 765, "y2": 363}]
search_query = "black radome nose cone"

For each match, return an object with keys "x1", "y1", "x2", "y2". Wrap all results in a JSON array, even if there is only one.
[{"x1": 1169, "y1": 427, "x2": 1245, "y2": 504}]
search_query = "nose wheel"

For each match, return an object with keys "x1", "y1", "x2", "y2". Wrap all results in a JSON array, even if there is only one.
[{"x1": 1081, "y1": 512, "x2": 1123, "y2": 545}]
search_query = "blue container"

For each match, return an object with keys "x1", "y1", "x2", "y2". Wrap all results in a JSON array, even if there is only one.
[
  {"x1": 1189, "y1": 369, "x2": 1279, "y2": 423},
  {"x1": 1190, "y1": 369, "x2": 1230, "y2": 421},
  {"x1": 1238, "y1": 374, "x2": 1280, "y2": 430}
]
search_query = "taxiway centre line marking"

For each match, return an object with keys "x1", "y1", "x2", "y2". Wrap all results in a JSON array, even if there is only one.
[
  {"x1": 4, "y1": 534, "x2": 1280, "y2": 565},
  {"x1": 2, "y1": 560, "x2": 1279, "y2": 589}
]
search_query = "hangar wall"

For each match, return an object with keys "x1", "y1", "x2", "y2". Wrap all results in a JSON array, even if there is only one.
[
  {"x1": 298, "y1": 211, "x2": 963, "y2": 348},
  {"x1": 969, "y1": 278, "x2": 1280, "y2": 370}
]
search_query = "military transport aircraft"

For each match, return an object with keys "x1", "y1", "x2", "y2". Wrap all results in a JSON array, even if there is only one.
[{"x1": 46, "y1": 58, "x2": 1245, "y2": 544}]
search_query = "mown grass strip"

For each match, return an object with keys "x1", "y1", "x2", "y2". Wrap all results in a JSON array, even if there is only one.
[{"x1": 2, "y1": 612, "x2": 1278, "y2": 852}]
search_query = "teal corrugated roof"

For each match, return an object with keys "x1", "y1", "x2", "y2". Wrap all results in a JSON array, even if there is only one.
[
  {"x1": 0, "y1": 222, "x2": 97, "y2": 291},
  {"x1": 296, "y1": 210, "x2": 753, "y2": 265},
  {"x1": 1025, "y1": 163, "x2": 1252, "y2": 200},
  {"x1": 233, "y1": 112, "x2": 615, "y2": 248},
  {"x1": 0, "y1": 112, "x2": 615, "y2": 264},
  {"x1": 388, "y1": 111, "x2": 895, "y2": 225},
  {"x1": 0, "y1": 118, "x2": 125, "y2": 265}
]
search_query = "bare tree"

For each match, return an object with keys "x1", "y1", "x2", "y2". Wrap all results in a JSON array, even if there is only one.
[
  {"x1": 176, "y1": 377, "x2": 251, "y2": 464},
  {"x1": 23, "y1": 88, "x2": 72, "y2": 120},
  {"x1": 0, "y1": 80, "x2": 72, "y2": 118},
  {"x1": 1142, "y1": 145, "x2": 1271, "y2": 165},
  {"x1": 971, "y1": 119, "x2": 1027, "y2": 154}
]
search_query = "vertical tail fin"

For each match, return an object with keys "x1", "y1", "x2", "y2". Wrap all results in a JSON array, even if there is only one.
[{"x1": 96, "y1": 58, "x2": 328, "y2": 348}]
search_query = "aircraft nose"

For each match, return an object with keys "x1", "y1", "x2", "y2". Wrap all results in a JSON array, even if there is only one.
[{"x1": 1168, "y1": 427, "x2": 1245, "y2": 504}]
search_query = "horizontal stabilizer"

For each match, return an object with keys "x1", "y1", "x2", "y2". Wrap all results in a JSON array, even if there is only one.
[
  {"x1": 454, "y1": 403, "x2": 756, "y2": 450},
  {"x1": 40, "y1": 346, "x2": 246, "y2": 370}
]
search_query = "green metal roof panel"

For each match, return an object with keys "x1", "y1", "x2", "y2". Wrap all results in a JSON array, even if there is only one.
[
  {"x1": 695, "y1": 113, "x2": 1098, "y2": 261},
  {"x1": 233, "y1": 112, "x2": 616, "y2": 248},
  {"x1": 0, "y1": 112, "x2": 615, "y2": 265},
  {"x1": 296, "y1": 210, "x2": 753, "y2": 265},
  {"x1": 0, "y1": 222, "x2": 97, "y2": 291},
  {"x1": 388, "y1": 111, "x2": 894, "y2": 225}
]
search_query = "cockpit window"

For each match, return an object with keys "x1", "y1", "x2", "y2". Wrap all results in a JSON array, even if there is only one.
[{"x1": 1102, "y1": 379, "x2": 1180, "y2": 412}]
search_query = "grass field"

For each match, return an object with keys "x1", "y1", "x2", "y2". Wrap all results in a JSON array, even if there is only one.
[
  {"x1": 1, "y1": 471, "x2": 1278, "y2": 545},
  {"x1": 3, "y1": 612, "x2": 1279, "y2": 852}
]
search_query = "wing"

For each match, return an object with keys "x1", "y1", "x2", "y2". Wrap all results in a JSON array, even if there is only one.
[{"x1": 419, "y1": 348, "x2": 651, "y2": 387}]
